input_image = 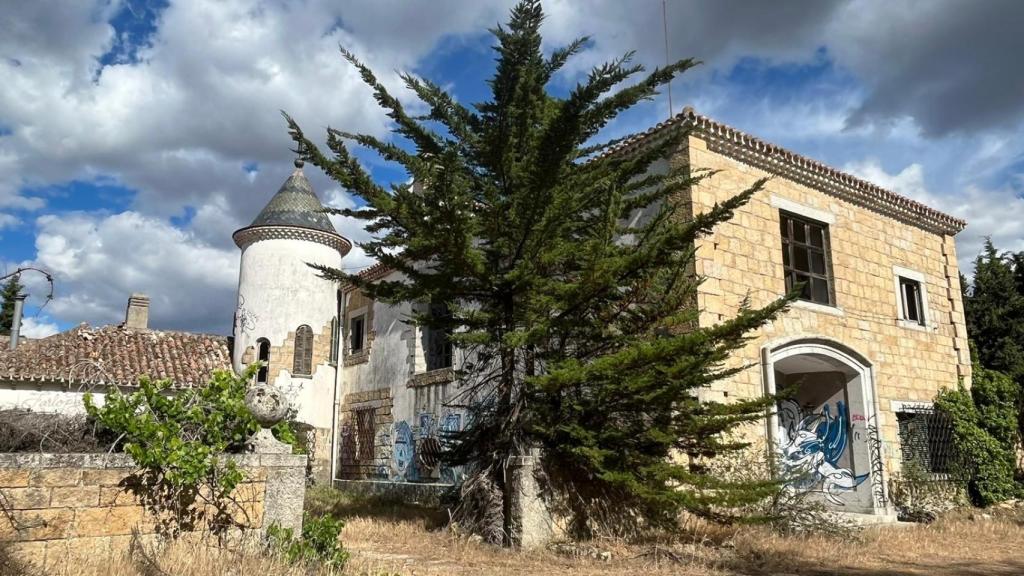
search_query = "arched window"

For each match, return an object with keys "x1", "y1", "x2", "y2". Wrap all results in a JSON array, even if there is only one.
[
  {"x1": 256, "y1": 338, "x2": 270, "y2": 384},
  {"x1": 293, "y1": 325, "x2": 314, "y2": 376}
]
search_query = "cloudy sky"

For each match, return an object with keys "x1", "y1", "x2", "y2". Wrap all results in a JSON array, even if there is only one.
[{"x1": 1, "y1": 0, "x2": 1022, "y2": 337}]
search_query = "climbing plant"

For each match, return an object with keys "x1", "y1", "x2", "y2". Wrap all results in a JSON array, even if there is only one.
[
  {"x1": 934, "y1": 364, "x2": 1020, "y2": 507},
  {"x1": 84, "y1": 365, "x2": 301, "y2": 535}
]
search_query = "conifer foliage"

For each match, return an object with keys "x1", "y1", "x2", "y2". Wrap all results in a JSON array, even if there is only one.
[
  {"x1": 963, "y1": 239, "x2": 1024, "y2": 453},
  {"x1": 287, "y1": 0, "x2": 789, "y2": 539},
  {"x1": 0, "y1": 274, "x2": 24, "y2": 336}
]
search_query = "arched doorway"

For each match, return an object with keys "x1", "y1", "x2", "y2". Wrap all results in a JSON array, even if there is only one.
[{"x1": 762, "y1": 338, "x2": 883, "y2": 514}]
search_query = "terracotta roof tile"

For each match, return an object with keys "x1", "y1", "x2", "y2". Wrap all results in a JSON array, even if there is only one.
[
  {"x1": 0, "y1": 324, "x2": 232, "y2": 389},
  {"x1": 597, "y1": 107, "x2": 966, "y2": 234}
]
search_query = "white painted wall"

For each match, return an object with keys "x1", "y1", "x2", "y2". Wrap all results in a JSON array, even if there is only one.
[
  {"x1": 0, "y1": 384, "x2": 100, "y2": 414},
  {"x1": 233, "y1": 236, "x2": 344, "y2": 431}
]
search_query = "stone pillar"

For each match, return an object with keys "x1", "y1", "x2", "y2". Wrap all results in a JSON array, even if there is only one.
[
  {"x1": 505, "y1": 448, "x2": 553, "y2": 549},
  {"x1": 244, "y1": 382, "x2": 305, "y2": 533},
  {"x1": 260, "y1": 453, "x2": 307, "y2": 533}
]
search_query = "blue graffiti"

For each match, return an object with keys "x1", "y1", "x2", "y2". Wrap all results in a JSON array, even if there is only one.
[
  {"x1": 440, "y1": 413, "x2": 461, "y2": 435},
  {"x1": 392, "y1": 421, "x2": 415, "y2": 481},
  {"x1": 418, "y1": 412, "x2": 435, "y2": 439},
  {"x1": 778, "y1": 399, "x2": 869, "y2": 505},
  {"x1": 439, "y1": 413, "x2": 463, "y2": 484}
]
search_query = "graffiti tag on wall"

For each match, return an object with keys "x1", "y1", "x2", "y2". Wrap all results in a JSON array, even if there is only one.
[{"x1": 778, "y1": 399, "x2": 869, "y2": 505}]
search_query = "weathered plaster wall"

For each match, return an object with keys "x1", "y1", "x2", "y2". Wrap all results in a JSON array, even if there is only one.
[
  {"x1": 232, "y1": 237, "x2": 342, "y2": 481},
  {"x1": 0, "y1": 384, "x2": 98, "y2": 415},
  {"x1": 684, "y1": 134, "x2": 970, "y2": 478},
  {"x1": 336, "y1": 279, "x2": 466, "y2": 485},
  {"x1": 0, "y1": 452, "x2": 305, "y2": 571},
  {"x1": 233, "y1": 238, "x2": 341, "y2": 364}
]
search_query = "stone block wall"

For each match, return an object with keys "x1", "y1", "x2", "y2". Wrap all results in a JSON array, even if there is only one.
[
  {"x1": 683, "y1": 134, "x2": 970, "y2": 475},
  {"x1": 0, "y1": 452, "x2": 306, "y2": 571},
  {"x1": 337, "y1": 388, "x2": 394, "y2": 480}
]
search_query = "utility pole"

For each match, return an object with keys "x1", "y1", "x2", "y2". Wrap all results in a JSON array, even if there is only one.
[
  {"x1": 662, "y1": 0, "x2": 673, "y2": 118},
  {"x1": 8, "y1": 294, "x2": 25, "y2": 351},
  {"x1": 1, "y1": 266, "x2": 55, "y2": 351}
]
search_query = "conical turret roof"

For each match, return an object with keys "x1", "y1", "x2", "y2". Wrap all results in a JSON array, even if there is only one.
[{"x1": 247, "y1": 159, "x2": 338, "y2": 234}]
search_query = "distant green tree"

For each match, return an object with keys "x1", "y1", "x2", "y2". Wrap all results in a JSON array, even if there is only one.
[
  {"x1": 963, "y1": 239, "x2": 1024, "y2": 447},
  {"x1": 0, "y1": 274, "x2": 24, "y2": 336},
  {"x1": 286, "y1": 0, "x2": 790, "y2": 540},
  {"x1": 965, "y1": 239, "x2": 1024, "y2": 381}
]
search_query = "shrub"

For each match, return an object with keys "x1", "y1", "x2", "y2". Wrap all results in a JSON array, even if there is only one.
[
  {"x1": 266, "y1": 513, "x2": 349, "y2": 569},
  {"x1": 83, "y1": 366, "x2": 302, "y2": 535},
  {"x1": 888, "y1": 459, "x2": 965, "y2": 523},
  {"x1": 0, "y1": 410, "x2": 108, "y2": 453},
  {"x1": 935, "y1": 365, "x2": 1021, "y2": 506}
]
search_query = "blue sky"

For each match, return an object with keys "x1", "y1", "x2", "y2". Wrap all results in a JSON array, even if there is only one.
[{"x1": 1, "y1": 0, "x2": 1023, "y2": 337}]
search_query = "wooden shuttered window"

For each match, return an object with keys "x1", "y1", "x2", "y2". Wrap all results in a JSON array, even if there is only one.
[{"x1": 293, "y1": 324, "x2": 313, "y2": 376}]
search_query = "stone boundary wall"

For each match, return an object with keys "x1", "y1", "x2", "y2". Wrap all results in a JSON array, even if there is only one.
[{"x1": 0, "y1": 452, "x2": 306, "y2": 571}]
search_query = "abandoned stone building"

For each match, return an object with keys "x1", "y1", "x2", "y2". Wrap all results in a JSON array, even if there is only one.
[{"x1": 0, "y1": 108, "x2": 968, "y2": 517}]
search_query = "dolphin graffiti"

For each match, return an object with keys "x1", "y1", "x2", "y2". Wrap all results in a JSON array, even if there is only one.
[{"x1": 778, "y1": 399, "x2": 869, "y2": 505}]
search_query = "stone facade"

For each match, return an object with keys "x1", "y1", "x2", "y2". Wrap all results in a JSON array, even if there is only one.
[
  {"x1": 0, "y1": 452, "x2": 305, "y2": 571},
  {"x1": 328, "y1": 110, "x2": 966, "y2": 519},
  {"x1": 336, "y1": 387, "x2": 394, "y2": 480},
  {"x1": 684, "y1": 131, "x2": 968, "y2": 463}
]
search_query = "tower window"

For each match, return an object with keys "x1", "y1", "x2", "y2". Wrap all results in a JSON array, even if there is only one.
[
  {"x1": 256, "y1": 338, "x2": 270, "y2": 384},
  {"x1": 293, "y1": 325, "x2": 314, "y2": 376}
]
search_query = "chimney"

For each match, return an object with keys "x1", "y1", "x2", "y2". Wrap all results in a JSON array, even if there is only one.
[
  {"x1": 125, "y1": 293, "x2": 150, "y2": 330},
  {"x1": 8, "y1": 293, "x2": 25, "y2": 351}
]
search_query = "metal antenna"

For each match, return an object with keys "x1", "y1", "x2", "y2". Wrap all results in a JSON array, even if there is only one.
[{"x1": 662, "y1": 0, "x2": 673, "y2": 118}]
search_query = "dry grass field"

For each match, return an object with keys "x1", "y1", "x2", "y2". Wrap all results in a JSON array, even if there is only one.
[{"x1": 8, "y1": 488, "x2": 1024, "y2": 576}]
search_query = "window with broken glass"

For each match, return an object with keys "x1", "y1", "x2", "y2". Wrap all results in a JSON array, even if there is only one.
[
  {"x1": 780, "y1": 211, "x2": 834, "y2": 306},
  {"x1": 349, "y1": 315, "x2": 365, "y2": 353},
  {"x1": 899, "y1": 277, "x2": 926, "y2": 325}
]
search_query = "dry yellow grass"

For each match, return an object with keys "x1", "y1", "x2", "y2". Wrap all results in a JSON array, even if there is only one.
[
  {"x1": 8, "y1": 489, "x2": 1024, "y2": 576},
  {"x1": 2, "y1": 539, "x2": 343, "y2": 576},
  {"x1": 338, "y1": 512, "x2": 1024, "y2": 576},
  {"x1": 309, "y1": 486, "x2": 1024, "y2": 576}
]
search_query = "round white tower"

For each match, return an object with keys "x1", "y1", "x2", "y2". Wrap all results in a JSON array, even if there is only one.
[{"x1": 232, "y1": 159, "x2": 350, "y2": 443}]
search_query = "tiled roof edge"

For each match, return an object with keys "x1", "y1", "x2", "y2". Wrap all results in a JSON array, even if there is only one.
[{"x1": 596, "y1": 107, "x2": 966, "y2": 235}]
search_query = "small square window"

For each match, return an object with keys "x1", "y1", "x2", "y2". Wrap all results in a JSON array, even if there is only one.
[
  {"x1": 899, "y1": 277, "x2": 925, "y2": 325},
  {"x1": 350, "y1": 315, "x2": 365, "y2": 352}
]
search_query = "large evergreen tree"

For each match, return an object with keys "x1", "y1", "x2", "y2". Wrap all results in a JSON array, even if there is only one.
[
  {"x1": 965, "y1": 240, "x2": 1024, "y2": 382},
  {"x1": 0, "y1": 274, "x2": 24, "y2": 336},
  {"x1": 287, "y1": 0, "x2": 789, "y2": 540},
  {"x1": 964, "y1": 240, "x2": 1024, "y2": 451}
]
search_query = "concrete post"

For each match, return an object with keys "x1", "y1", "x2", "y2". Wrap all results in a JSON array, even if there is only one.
[
  {"x1": 8, "y1": 294, "x2": 25, "y2": 351},
  {"x1": 505, "y1": 448, "x2": 554, "y2": 549}
]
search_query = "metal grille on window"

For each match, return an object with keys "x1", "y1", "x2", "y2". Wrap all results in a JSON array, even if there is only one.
[
  {"x1": 293, "y1": 325, "x2": 313, "y2": 375},
  {"x1": 426, "y1": 302, "x2": 453, "y2": 371},
  {"x1": 896, "y1": 406, "x2": 954, "y2": 475},
  {"x1": 780, "y1": 212, "x2": 833, "y2": 306},
  {"x1": 356, "y1": 408, "x2": 375, "y2": 462}
]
